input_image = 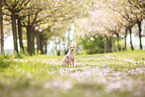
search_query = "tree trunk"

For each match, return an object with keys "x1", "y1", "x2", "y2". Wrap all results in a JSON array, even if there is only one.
[
  {"x1": 26, "y1": 26, "x2": 33, "y2": 56},
  {"x1": 26, "y1": 12, "x2": 34, "y2": 56},
  {"x1": 56, "y1": 44, "x2": 60, "y2": 56},
  {"x1": 57, "y1": 40, "x2": 60, "y2": 56},
  {"x1": 116, "y1": 33, "x2": 121, "y2": 51},
  {"x1": 40, "y1": 34, "x2": 44, "y2": 54},
  {"x1": 112, "y1": 34, "x2": 114, "y2": 52},
  {"x1": 105, "y1": 36, "x2": 110, "y2": 53},
  {"x1": 44, "y1": 40, "x2": 47, "y2": 54},
  {"x1": 129, "y1": 27, "x2": 134, "y2": 50},
  {"x1": 0, "y1": 0, "x2": 4, "y2": 54},
  {"x1": 32, "y1": 27, "x2": 35, "y2": 54},
  {"x1": 137, "y1": 21, "x2": 142, "y2": 49},
  {"x1": 11, "y1": 12, "x2": 18, "y2": 54},
  {"x1": 17, "y1": 16, "x2": 24, "y2": 52},
  {"x1": 124, "y1": 27, "x2": 128, "y2": 50},
  {"x1": 36, "y1": 30, "x2": 41, "y2": 53}
]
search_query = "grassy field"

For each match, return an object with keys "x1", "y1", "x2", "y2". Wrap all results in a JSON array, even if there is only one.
[{"x1": 0, "y1": 50, "x2": 145, "y2": 97}]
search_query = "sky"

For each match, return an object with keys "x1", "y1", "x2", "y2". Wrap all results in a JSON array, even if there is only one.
[{"x1": 4, "y1": 34, "x2": 14, "y2": 50}]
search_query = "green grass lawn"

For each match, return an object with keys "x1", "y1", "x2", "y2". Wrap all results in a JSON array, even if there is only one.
[{"x1": 0, "y1": 50, "x2": 145, "y2": 97}]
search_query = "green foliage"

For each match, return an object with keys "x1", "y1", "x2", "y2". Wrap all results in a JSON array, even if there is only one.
[
  {"x1": 114, "y1": 37, "x2": 124, "y2": 51},
  {"x1": 0, "y1": 58, "x2": 11, "y2": 72},
  {"x1": 77, "y1": 34, "x2": 105, "y2": 54},
  {"x1": 16, "y1": 51, "x2": 30, "y2": 59},
  {"x1": 0, "y1": 51, "x2": 30, "y2": 59},
  {"x1": 0, "y1": 52, "x2": 14, "y2": 59}
]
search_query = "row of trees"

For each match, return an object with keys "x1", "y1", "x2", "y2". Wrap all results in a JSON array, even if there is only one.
[
  {"x1": 0, "y1": 0, "x2": 84, "y2": 56},
  {"x1": 74, "y1": 0, "x2": 145, "y2": 53},
  {"x1": 0, "y1": 0, "x2": 144, "y2": 56}
]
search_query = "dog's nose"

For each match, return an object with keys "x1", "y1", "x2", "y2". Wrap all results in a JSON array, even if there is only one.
[{"x1": 71, "y1": 49, "x2": 73, "y2": 51}]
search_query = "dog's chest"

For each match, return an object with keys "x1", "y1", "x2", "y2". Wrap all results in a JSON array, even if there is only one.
[{"x1": 68, "y1": 53, "x2": 74, "y2": 60}]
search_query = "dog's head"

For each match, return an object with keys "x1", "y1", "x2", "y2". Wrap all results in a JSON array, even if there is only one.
[{"x1": 68, "y1": 43, "x2": 75, "y2": 52}]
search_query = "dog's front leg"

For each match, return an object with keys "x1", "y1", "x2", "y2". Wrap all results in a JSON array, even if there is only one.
[
  {"x1": 72, "y1": 59, "x2": 74, "y2": 66},
  {"x1": 68, "y1": 58, "x2": 72, "y2": 66}
]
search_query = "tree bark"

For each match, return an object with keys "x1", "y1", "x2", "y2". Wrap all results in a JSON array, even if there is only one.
[
  {"x1": 11, "y1": 12, "x2": 18, "y2": 54},
  {"x1": 44, "y1": 40, "x2": 47, "y2": 54},
  {"x1": 105, "y1": 36, "x2": 110, "y2": 53},
  {"x1": 116, "y1": 33, "x2": 121, "y2": 51},
  {"x1": 137, "y1": 21, "x2": 142, "y2": 49},
  {"x1": 17, "y1": 16, "x2": 24, "y2": 52},
  {"x1": 36, "y1": 30, "x2": 41, "y2": 53},
  {"x1": 32, "y1": 27, "x2": 35, "y2": 54},
  {"x1": 40, "y1": 34, "x2": 44, "y2": 54},
  {"x1": 124, "y1": 27, "x2": 128, "y2": 50},
  {"x1": 26, "y1": 12, "x2": 33, "y2": 56},
  {"x1": 0, "y1": 0, "x2": 4, "y2": 54},
  {"x1": 26, "y1": 26, "x2": 34, "y2": 56},
  {"x1": 56, "y1": 45, "x2": 60, "y2": 56},
  {"x1": 129, "y1": 27, "x2": 134, "y2": 50},
  {"x1": 112, "y1": 34, "x2": 114, "y2": 52}
]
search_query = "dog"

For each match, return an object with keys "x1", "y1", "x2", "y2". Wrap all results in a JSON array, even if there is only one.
[{"x1": 60, "y1": 43, "x2": 75, "y2": 66}]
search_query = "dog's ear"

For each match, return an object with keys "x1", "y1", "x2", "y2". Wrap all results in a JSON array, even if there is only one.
[
  {"x1": 73, "y1": 44, "x2": 75, "y2": 47},
  {"x1": 68, "y1": 43, "x2": 70, "y2": 47}
]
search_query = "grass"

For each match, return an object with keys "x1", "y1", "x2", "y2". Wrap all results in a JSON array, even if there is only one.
[{"x1": 0, "y1": 50, "x2": 145, "y2": 97}]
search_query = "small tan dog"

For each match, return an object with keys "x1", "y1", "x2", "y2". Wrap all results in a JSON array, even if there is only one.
[{"x1": 60, "y1": 43, "x2": 75, "y2": 66}]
